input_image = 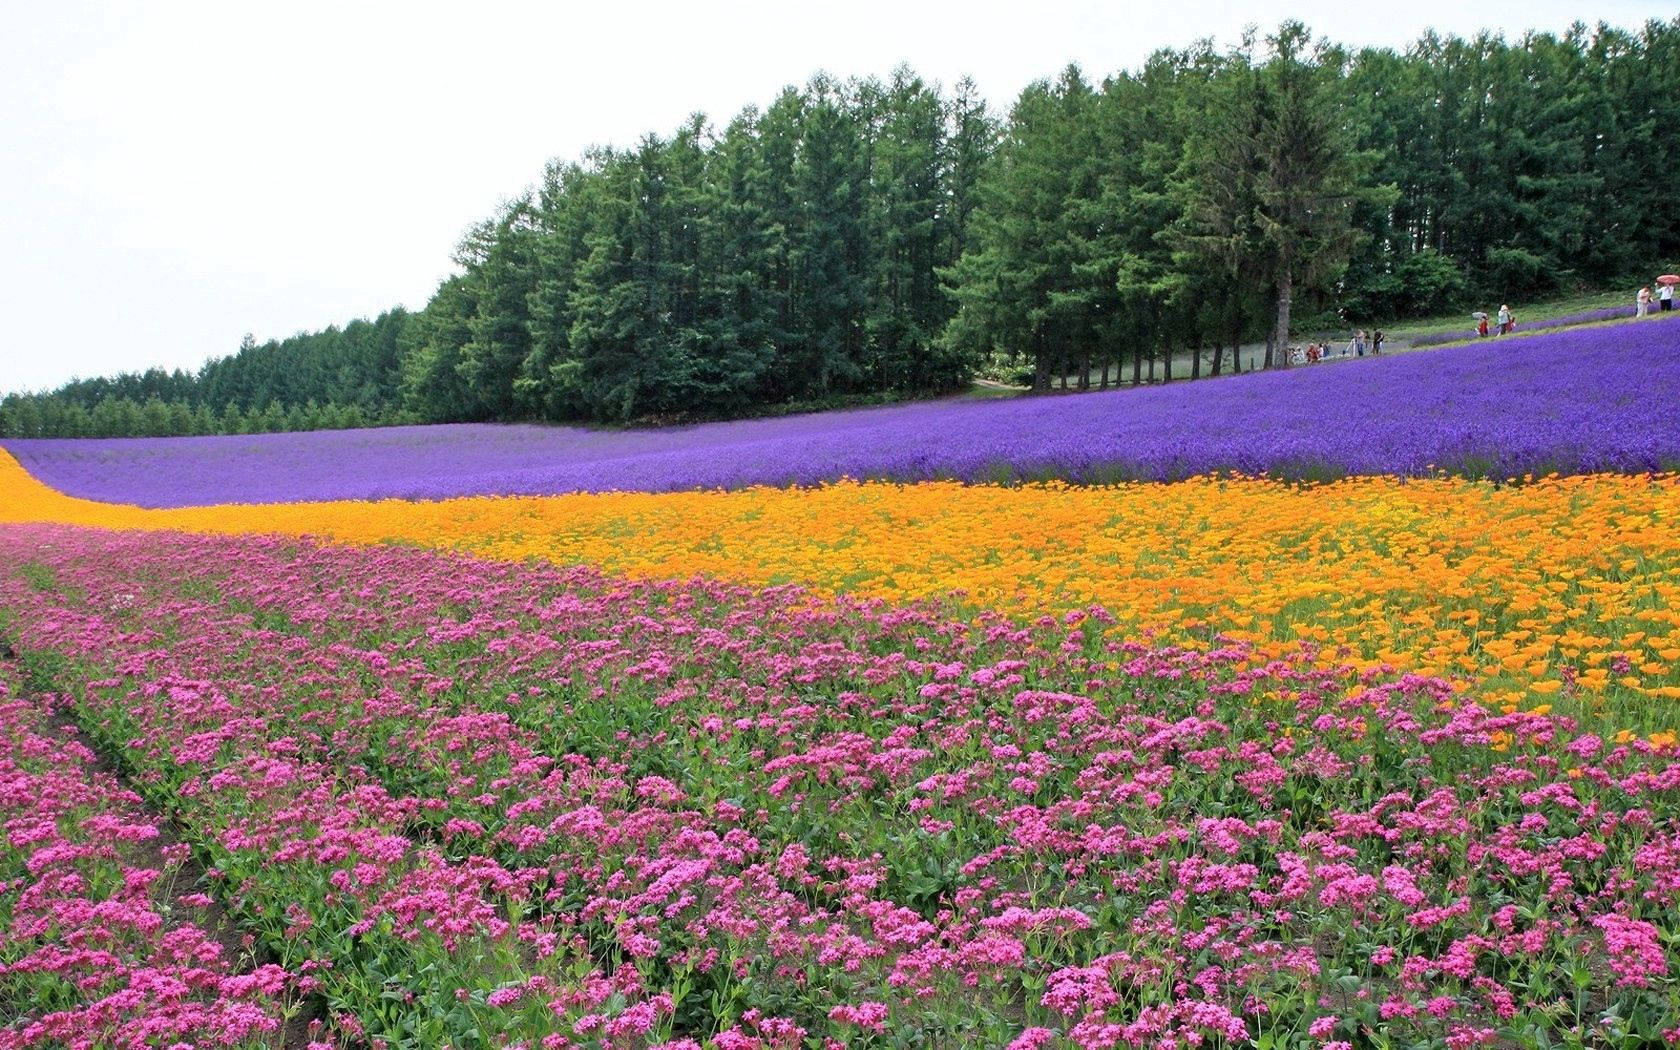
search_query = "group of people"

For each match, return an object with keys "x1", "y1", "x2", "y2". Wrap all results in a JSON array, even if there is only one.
[
  {"x1": 1476, "y1": 304, "x2": 1516, "y2": 337},
  {"x1": 1280, "y1": 282, "x2": 1668, "y2": 367},
  {"x1": 1290, "y1": 329, "x2": 1384, "y2": 365},
  {"x1": 1636, "y1": 280, "x2": 1676, "y2": 317}
]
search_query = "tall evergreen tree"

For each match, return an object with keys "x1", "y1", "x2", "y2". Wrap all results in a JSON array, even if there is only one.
[
  {"x1": 401, "y1": 274, "x2": 479, "y2": 421},
  {"x1": 942, "y1": 76, "x2": 997, "y2": 267},
  {"x1": 456, "y1": 200, "x2": 539, "y2": 417},
  {"x1": 867, "y1": 66, "x2": 949, "y2": 390},
  {"x1": 1250, "y1": 23, "x2": 1384, "y2": 362},
  {"x1": 788, "y1": 79, "x2": 871, "y2": 397},
  {"x1": 941, "y1": 77, "x2": 1072, "y2": 392},
  {"x1": 693, "y1": 108, "x2": 778, "y2": 409},
  {"x1": 19, "y1": 18, "x2": 1678, "y2": 432}
]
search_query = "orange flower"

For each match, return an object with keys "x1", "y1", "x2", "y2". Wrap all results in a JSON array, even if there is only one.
[{"x1": 4, "y1": 449, "x2": 1678, "y2": 731}]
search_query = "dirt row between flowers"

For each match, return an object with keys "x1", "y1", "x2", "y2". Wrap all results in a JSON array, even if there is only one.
[
  {"x1": 5, "y1": 637, "x2": 250, "y2": 967},
  {"x1": 0, "y1": 644, "x2": 323, "y2": 1047}
]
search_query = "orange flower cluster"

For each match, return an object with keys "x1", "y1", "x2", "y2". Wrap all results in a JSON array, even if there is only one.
[{"x1": 4, "y1": 449, "x2": 1676, "y2": 732}]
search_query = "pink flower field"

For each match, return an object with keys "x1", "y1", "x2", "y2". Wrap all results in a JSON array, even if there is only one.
[
  {"x1": 0, "y1": 663, "x2": 298, "y2": 1046},
  {"x1": 3, "y1": 524, "x2": 1679, "y2": 1047}
]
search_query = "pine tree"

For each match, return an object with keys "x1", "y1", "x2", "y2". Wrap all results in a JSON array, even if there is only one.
[
  {"x1": 565, "y1": 137, "x2": 694, "y2": 421},
  {"x1": 520, "y1": 157, "x2": 609, "y2": 419},
  {"x1": 868, "y1": 66, "x2": 948, "y2": 390},
  {"x1": 456, "y1": 200, "x2": 539, "y2": 418},
  {"x1": 1251, "y1": 23, "x2": 1385, "y2": 363},
  {"x1": 401, "y1": 275, "x2": 479, "y2": 421},
  {"x1": 941, "y1": 79, "x2": 1059, "y2": 391},
  {"x1": 789, "y1": 79, "x2": 871, "y2": 397},
  {"x1": 942, "y1": 76, "x2": 998, "y2": 267},
  {"x1": 1176, "y1": 38, "x2": 1271, "y2": 366},
  {"x1": 694, "y1": 108, "x2": 778, "y2": 409}
]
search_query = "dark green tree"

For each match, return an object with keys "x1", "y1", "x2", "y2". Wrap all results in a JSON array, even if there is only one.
[{"x1": 1250, "y1": 23, "x2": 1386, "y2": 362}]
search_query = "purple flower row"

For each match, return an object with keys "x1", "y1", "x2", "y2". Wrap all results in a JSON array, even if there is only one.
[{"x1": 7, "y1": 317, "x2": 1680, "y2": 508}]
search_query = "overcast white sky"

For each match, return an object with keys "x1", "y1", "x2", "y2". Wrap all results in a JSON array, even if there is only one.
[{"x1": 1, "y1": 1, "x2": 1668, "y2": 394}]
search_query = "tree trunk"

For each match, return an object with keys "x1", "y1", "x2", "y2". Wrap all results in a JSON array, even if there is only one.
[
  {"x1": 1147, "y1": 352, "x2": 1155, "y2": 384},
  {"x1": 1032, "y1": 333, "x2": 1050, "y2": 393},
  {"x1": 1210, "y1": 343, "x2": 1223, "y2": 376},
  {"x1": 1077, "y1": 349, "x2": 1090, "y2": 390},
  {"x1": 1099, "y1": 360, "x2": 1109, "y2": 389},
  {"x1": 1190, "y1": 341, "x2": 1202, "y2": 380},
  {"x1": 1163, "y1": 342, "x2": 1173, "y2": 383},
  {"x1": 1132, "y1": 346, "x2": 1142, "y2": 386},
  {"x1": 1272, "y1": 267, "x2": 1293, "y2": 369}
]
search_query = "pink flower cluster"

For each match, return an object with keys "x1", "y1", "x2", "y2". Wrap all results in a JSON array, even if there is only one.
[
  {"x1": 1, "y1": 523, "x2": 1679, "y2": 1047},
  {"x1": 0, "y1": 678, "x2": 295, "y2": 1047}
]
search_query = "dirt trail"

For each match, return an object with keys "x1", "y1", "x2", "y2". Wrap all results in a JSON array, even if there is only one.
[{"x1": 3, "y1": 646, "x2": 325, "y2": 1049}]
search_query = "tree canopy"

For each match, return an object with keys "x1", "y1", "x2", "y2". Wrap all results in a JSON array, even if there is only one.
[{"x1": 6, "y1": 18, "x2": 1677, "y2": 437}]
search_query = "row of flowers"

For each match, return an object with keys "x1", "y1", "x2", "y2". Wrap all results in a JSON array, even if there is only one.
[
  {"x1": 0, "y1": 669, "x2": 297, "y2": 1046},
  {"x1": 4, "y1": 454, "x2": 1677, "y2": 736},
  {"x1": 3, "y1": 524, "x2": 1680, "y2": 1046},
  {"x1": 7, "y1": 315, "x2": 1680, "y2": 508}
]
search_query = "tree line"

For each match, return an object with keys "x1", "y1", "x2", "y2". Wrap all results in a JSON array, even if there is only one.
[
  {"x1": 5, "y1": 18, "x2": 1676, "y2": 438},
  {"x1": 1, "y1": 310, "x2": 411, "y2": 438}
]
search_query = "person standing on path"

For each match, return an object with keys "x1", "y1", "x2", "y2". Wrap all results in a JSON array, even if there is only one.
[
  {"x1": 1637, "y1": 285, "x2": 1652, "y2": 318},
  {"x1": 1497, "y1": 304, "x2": 1512, "y2": 334},
  {"x1": 1660, "y1": 282, "x2": 1674, "y2": 313},
  {"x1": 1372, "y1": 330, "x2": 1384, "y2": 354}
]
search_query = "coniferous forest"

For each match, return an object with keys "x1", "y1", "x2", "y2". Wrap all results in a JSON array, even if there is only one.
[{"x1": 5, "y1": 19, "x2": 1678, "y2": 437}]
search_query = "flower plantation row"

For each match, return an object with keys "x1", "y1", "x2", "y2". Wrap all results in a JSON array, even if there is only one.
[
  {"x1": 0, "y1": 668, "x2": 299, "y2": 1046},
  {"x1": 8, "y1": 317, "x2": 1680, "y2": 508},
  {"x1": 6, "y1": 454, "x2": 1678, "y2": 736},
  {"x1": 3, "y1": 525, "x2": 1680, "y2": 1048}
]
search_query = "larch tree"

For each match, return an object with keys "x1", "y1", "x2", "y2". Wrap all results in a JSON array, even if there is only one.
[{"x1": 1250, "y1": 23, "x2": 1384, "y2": 365}]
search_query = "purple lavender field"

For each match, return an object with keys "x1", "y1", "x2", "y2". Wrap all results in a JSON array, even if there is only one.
[{"x1": 8, "y1": 317, "x2": 1680, "y2": 508}]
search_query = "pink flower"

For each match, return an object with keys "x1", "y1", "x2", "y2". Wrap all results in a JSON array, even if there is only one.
[
  {"x1": 1008, "y1": 1028, "x2": 1057, "y2": 1050},
  {"x1": 827, "y1": 1002, "x2": 889, "y2": 1032}
]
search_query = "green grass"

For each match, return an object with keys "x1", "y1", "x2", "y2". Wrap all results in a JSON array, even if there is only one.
[
  {"x1": 963, "y1": 381, "x2": 1029, "y2": 400},
  {"x1": 1400, "y1": 308, "x2": 1680, "y2": 355},
  {"x1": 1387, "y1": 285, "x2": 1639, "y2": 341}
]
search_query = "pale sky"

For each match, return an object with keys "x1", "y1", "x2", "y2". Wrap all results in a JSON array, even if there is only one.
[{"x1": 2, "y1": 0, "x2": 1668, "y2": 394}]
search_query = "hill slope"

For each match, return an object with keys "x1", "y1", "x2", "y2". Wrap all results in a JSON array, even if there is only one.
[{"x1": 6, "y1": 318, "x2": 1679, "y2": 508}]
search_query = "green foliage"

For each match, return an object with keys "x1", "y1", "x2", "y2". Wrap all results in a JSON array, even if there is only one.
[
  {"x1": 1341, "y1": 249, "x2": 1466, "y2": 320},
  {"x1": 1248, "y1": 24, "x2": 1390, "y2": 357},
  {"x1": 8, "y1": 17, "x2": 1679, "y2": 433},
  {"x1": 950, "y1": 18, "x2": 1678, "y2": 379},
  {"x1": 457, "y1": 204, "x2": 539, "y2": 419},
  {"x1": 0, "y1": 392, "x2": 402, "y2": 438}
]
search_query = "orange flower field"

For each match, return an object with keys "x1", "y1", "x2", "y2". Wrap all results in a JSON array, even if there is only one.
[{"x1": 4, "y1": 448, "x2": 1676, "y2": 736}]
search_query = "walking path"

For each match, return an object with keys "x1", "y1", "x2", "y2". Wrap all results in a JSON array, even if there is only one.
[{"x1": 1048, "y1": 308, "x2": 1663, "y2": 390}]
